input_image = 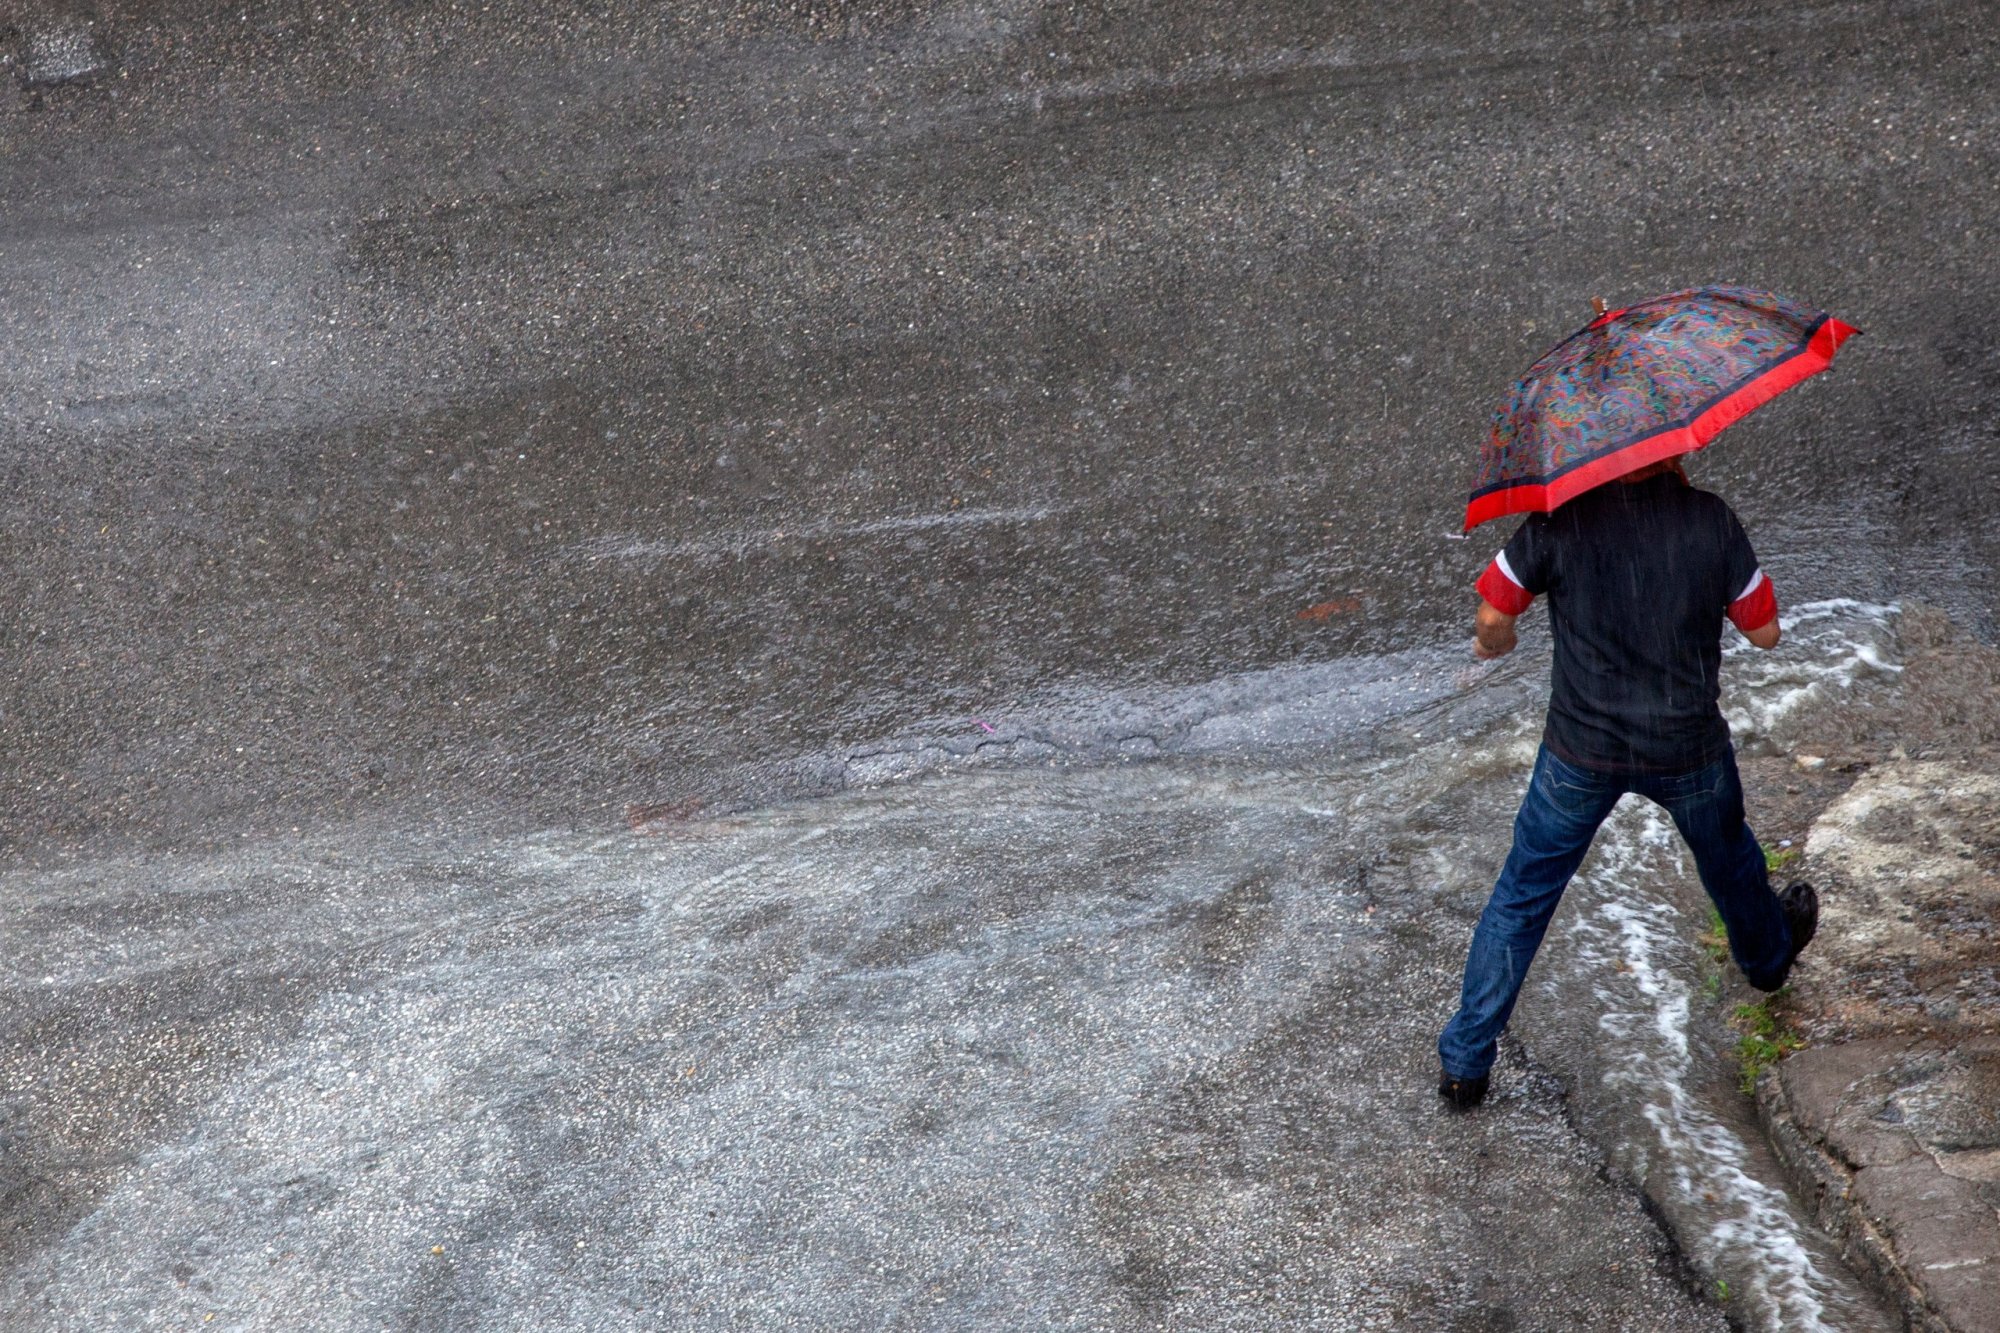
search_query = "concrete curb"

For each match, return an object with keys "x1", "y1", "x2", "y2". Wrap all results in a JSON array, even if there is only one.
[
  {"x1": 1755, "y1": 1065, "x2": 1946, "y2": 1333},
  {"x1": 1755, "y1": 1041, "x2": 2000, "y2": 1333}
]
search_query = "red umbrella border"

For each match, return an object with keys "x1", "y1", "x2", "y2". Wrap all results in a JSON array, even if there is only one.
[{"x1": 1462, "y1": 310, "x2": 1862, "y2": 531}]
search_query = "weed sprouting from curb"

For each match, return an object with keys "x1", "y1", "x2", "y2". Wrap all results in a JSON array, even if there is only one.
[
  {"x1": 1731, "y1": 992, "x2": 1806, "y2": 1093},
  {"x1": 1697, "y1": 904, "x2": 1729, "y2": 968},
  {"x1": 1693, "y1": 863, "x2": 1809, "y2": 1091}
]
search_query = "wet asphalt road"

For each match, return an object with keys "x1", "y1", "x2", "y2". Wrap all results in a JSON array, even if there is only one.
[
  {"x1": 0, "y1": 0, "x2": 1995, "y2": 851},
  {"x1": 0, "y1": 0, "x2": 1992, "y2": 1326}
]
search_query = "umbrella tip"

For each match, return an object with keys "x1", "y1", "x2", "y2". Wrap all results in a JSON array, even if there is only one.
[{"x1": 1590, "y1": 295, "x2": 1608, "y2": 317}]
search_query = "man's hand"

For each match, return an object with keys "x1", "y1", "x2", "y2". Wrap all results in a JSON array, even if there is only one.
[
  {"x1": 1742, "y1": 617, "x2": 1781, "y2": 650},
  {"x1": 1473, "y1": 598, "x2": 1518, "y2": 659}
]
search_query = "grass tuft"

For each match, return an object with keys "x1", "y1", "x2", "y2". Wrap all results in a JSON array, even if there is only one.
[
  {"x1": 1697, "y1": 904, "x2": 1730, "y2": 968},
  {"x1": 1731, "y1": 993, "x2": 1806, "y2": 1093}
]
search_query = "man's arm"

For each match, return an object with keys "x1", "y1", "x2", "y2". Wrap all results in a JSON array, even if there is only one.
[
  {"x1": 1472, "y1": 543, "x2": 1537, "y2": 660},
  {"x1": 1473, "y1": 598, "x2": 1518, "y2": 660},
  {"x1": 1728, "y1": 568, "x2": 1781, "y2": 651}
]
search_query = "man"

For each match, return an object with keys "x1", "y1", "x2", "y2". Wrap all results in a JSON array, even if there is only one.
[{"x1": 1436, "y1": 454, "x2": 1817, "y2": 1110}]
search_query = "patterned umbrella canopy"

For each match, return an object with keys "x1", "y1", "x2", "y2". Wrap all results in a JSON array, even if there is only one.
[{"x1": 1463, "y1": 285, "x2": 1859, "y2": 530}]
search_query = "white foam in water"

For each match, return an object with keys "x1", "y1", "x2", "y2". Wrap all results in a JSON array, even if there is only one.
[
  {"x1": 1570, "y1": 808, "x2": 1836, "y2": 1332},
  {"x1": 1721, "y1": 599, "x2": 1900, "y2": 748}
]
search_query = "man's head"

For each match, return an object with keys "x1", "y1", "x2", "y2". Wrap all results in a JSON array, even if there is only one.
[{"x1": 1619, "y1": 453, "x2": 1688, "y2": 484}]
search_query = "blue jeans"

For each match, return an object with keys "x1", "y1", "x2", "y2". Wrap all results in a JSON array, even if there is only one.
[{"x1": 1437, "y1": 743, "x2": 1789, "y2": 1081}]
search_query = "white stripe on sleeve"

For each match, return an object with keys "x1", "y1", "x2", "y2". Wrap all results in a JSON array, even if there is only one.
[
  {"x1": 1734, "y1": 568, "x2": 1766, "y2": 603},
  {"x1": 1493, "y1": 550, "x2": 1526, "y2": 590}
]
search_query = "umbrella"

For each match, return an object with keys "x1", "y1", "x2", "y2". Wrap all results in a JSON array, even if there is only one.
[{"x1": 1463, "y1": 285, "x2": 1860, "y2": 530}]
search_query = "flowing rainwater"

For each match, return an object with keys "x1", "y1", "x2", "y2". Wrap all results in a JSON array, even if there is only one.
[{"x1": 0, "y1": 601, "x2": 1909, "y2": 1330}]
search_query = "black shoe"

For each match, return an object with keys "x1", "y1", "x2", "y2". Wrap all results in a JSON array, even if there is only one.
[
  {"x1": 1438, "y1": 1070, "x2": 1489, "y2": 1110},
  {"x1": 1754, "y1": 881, "x2": 1819, "y2": 991},
  {"x1": 1779, "y1": 880, "x2": 1819, "y2": 967}
]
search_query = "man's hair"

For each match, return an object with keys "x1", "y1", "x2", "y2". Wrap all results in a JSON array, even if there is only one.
[{"x1": 1619, "y1": 454, "x2": 1689, "y2": 484}]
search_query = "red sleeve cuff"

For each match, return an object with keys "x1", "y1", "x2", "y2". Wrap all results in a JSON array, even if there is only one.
[
  {"x1": 1728, "y1": 573, "x2": 1778, "y2": 632},
  {"x1": 1476, "y1": 558, "x2": 1534, "y2": 616}
]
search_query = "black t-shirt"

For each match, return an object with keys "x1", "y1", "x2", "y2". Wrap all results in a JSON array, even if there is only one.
[{"x1": 1475, "y1": 474, "x2": 1776, "y2": 775}]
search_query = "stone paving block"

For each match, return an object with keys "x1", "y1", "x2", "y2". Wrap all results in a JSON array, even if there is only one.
[{"x1": 1766, "y1": 1023, "x2": 2000, "y2": 1330}]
